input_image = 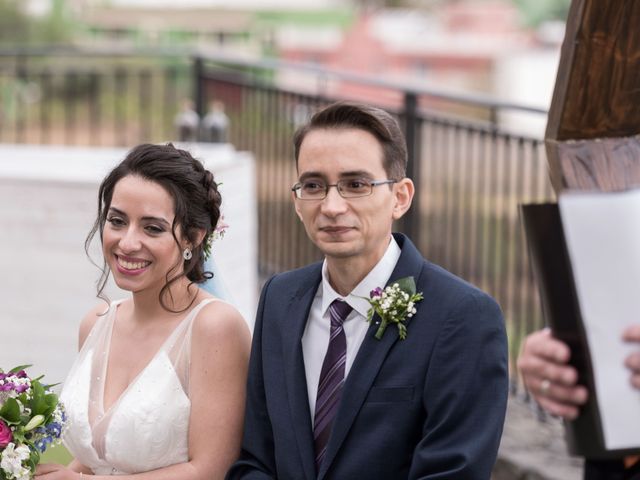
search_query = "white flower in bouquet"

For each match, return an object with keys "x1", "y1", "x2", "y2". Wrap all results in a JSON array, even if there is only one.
[{"x1": 0, "y1": 443, "x2": 30, "y2": 480}]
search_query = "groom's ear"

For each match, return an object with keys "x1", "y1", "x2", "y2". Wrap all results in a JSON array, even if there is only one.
[
  {"x1": 391, "y1": 178, "x2": 414, "y2": 221},
  {"x1": 292, "y1": 191, "x2": 304, "y2": 222}
]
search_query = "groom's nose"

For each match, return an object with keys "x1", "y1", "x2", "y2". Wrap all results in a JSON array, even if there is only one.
[{"x1": 320, "y1": 185, "x2": 349, "y2": 216}]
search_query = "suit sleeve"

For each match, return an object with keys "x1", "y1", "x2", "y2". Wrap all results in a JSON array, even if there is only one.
[
  {"x1": 408, "y1": 292, "x2": 509, "y2": 480},
  {"x1": 226, "y1": 277, "x2": 277, "y2": 480}
]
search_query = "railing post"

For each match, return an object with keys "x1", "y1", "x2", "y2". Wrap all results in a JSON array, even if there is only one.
[
  {"x1": 489, "y1": 105, "x2": 498, "y2": 133},
  {"x1": 15, "y1": 54, "x2": 27, "y2": 143},
  {"x1": 193, "y1": 56, "x2": 205, "y2": 122},
  {"x1": 402, "y1": 91, "x2": 420, "y2": 244}
]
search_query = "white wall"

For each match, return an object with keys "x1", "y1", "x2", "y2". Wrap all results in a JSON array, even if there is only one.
[
  {"x1": 494, "y1": 47, "x2": 560, "y2": 137},
  {"x1": 0, "y1": 143, "x2": 257, "y2": 386}
]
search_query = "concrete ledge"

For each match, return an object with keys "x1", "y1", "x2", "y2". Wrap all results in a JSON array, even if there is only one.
[{"x1": 494, "y1": 397, "x2": 584, "y2": 479}]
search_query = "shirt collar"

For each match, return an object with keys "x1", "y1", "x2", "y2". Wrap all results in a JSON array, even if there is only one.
[{"x1": 320, "y1": 236, "x2": 402, "y2": 319}]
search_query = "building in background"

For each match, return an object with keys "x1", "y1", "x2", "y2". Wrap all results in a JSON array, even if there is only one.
[
  {"x1": 278, "y1": 1, "x2": 530, "y2": 94},
  {"x1": 57, "y1": 0, "x2": 352, "y2": 56},
  {"x1": 275, "y1": 0, "x2": 560, "y2": 134}
]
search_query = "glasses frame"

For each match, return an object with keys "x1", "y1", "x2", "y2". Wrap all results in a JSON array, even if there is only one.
[{"x1": 291, "y1": 178, "x2": 397, "y2": 200}]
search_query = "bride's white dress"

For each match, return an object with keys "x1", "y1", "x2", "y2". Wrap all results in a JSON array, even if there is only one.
[{"x1": 60, "y1": 298, "x2": 214, "y2": 475}]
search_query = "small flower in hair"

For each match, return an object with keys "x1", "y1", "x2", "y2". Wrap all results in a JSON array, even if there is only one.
[{"x1": 202, "y1": 215, "x2": 228, "y2": 260}]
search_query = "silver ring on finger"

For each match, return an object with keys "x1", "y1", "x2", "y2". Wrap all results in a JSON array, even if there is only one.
[{"x1": 540, "y1": 378, "x2": 551, "y2": 395}]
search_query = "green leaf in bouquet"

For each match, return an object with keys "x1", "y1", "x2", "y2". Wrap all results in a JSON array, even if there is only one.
[
  {"x1": 9, "y1": 365, "x2": 32, "y2": 374},
  {"x1": 395, "y1": 276, "x2": 417, "y2": 295},
  {"x1": 28, "y1": 447, "x2": 41, "y2": 474},
  {"x1": 12, "y1": 429, "x2": 26, "y2": 444},
  {"x1": 0, "y1": 397, "x2": 21, "y2": 423},
  {"x1": 43, "y1": 393, "x2": 59, "y2": 419},
  {"x1": 17, "y1": 391, "x2": 29, "y2": 404},
  {"x1": 30, "y1": 381, "x2": 47, "y2": 416}
]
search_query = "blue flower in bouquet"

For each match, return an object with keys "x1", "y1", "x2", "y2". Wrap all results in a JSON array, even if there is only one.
[
  {"x1": 34, "y1": 435, "x2": 52, "y2": 454},
  {"x1": 47, "y1": 422, "x2": 63, "y2": 439},
  {"x1": 0, "y1": 366, "x2": 67, "y2": 480}
]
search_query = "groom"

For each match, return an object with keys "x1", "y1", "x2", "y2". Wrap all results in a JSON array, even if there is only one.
[{"x1": 227, "y1": 102, "x2": 508, "y2": 479}]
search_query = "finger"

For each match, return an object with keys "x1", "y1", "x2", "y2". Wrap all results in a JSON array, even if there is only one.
[
  {"x1": 536, "y1": 396, "x2": 581, "y2": 420},
  {"x1": 519, "y1": 350, "x2": 579, "y2": 387},
  {"x1": 526, "y1": 328, "x2": 572, "y2": 364},
  {"x1": 34, "y1": 473, "x2": 55, "y2": 479},
  {"x1": 36, "y1": 464, "x2": 62, "y2": 474},
  {"x1": 623, "y1": 325, "x2": 640, "y2": 343},
  {"x1": 626, "y1": 353, "x2": 640, "y2": 390},
  {"x1": 625, "y1": 352, "x2": 640, "y2": 372},
  {"x1": 529, "y1": 376, "x2": 589, "y2": 406}
]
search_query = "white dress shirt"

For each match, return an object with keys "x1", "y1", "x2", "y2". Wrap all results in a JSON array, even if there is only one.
[{"x1": 302, "y1": 237, "x2": 402, "y2": 419}]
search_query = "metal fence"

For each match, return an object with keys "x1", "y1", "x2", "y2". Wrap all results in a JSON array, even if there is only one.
[{"x1": 0, "y1": 49, "x2": 554, "y2": 387}]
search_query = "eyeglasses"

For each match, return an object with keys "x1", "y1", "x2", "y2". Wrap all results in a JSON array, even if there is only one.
[{"x1": 291, "y1": 178, "x2": 397, "y2": 200}]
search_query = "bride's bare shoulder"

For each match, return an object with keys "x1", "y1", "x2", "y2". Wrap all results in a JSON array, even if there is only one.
[
  {"x1": 192, "y1": 300, "x2": 250, "y2": 351},
  {"x1": 78, "y1": 300, "x2": 114, "y2": 349}
]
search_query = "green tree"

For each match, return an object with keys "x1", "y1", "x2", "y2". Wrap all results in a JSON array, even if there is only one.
[
  {"x1": 0, "y1": 0, "x2": 72, "y2": 46},
  {"x1": 512, "y1": 0, "x2": 572, "y2": 26},
  {"x1": 0, "y1": 1, "x2": 30, "y2": 45},
  {"x1": 35, "y1": 0, "x2": 72, "y2": 44}
]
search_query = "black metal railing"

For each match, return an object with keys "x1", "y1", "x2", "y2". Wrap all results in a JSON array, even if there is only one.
[
  {"x1": 0, "y1": 48, "x2": 554, "y2": 387},
  {"x1": 193, "y1": 57, "x2": 553, "y2": 387},
  {"x1": 0, "y1": 49, "x2": 193, "y2": 145}
]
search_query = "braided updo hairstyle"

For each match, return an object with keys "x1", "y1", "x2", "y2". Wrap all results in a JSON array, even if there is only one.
[{"x1": 85, "y1": 143, "x2": 222, "y2": 311}]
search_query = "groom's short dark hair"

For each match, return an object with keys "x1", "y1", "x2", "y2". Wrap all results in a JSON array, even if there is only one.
[{"x1": 293, "y1": 102, "x2": 408, "y2": 180}]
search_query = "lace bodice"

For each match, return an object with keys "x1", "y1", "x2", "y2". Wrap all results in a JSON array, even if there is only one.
[{"x1": 60, "y1": 299, "x2": 214, "y2": 475}]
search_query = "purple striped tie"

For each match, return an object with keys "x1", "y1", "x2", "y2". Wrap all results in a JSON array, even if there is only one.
[{"x1": 313, "y1": 299, "x2": 352, "y2": 471}]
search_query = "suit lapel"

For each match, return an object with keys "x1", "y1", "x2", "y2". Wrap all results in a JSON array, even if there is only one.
[
  {"x1": 282, "y1": 264, "x2": 322, "y2": 480},
  {"x1": 318, "y1": 234, "x2": 424, "y2": 479}
]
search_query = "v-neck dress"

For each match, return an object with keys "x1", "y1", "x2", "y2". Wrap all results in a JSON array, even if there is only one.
[{"x1": 60, "y1": 298, "x2": 214, "y2": 475}]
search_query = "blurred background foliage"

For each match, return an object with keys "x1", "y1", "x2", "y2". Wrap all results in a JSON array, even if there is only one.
[
  {"x1": 510, "y1": 0, "x2": 572, "y2": 26},
  {"x1": 355, "y1": 0, "x2": 571, "y2": 26},
  {"x1": 0, "y1": 0, "x2": 73, "y2": 45},
  {"x1": 0, "y1": 0, "x2": 571, "y2": 47}
]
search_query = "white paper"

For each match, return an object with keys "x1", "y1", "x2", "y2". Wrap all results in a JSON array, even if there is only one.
[{"x1": 559, "y1": 189, "x2": 640, "y2": 450}]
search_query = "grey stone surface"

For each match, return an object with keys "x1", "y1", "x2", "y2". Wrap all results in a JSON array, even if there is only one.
[{"x1": 494, "y1": 397, "x2": 584, "y2": 480}]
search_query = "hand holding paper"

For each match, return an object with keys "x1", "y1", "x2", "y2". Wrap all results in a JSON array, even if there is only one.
[{"x1": 518, "y1": 328, "x2": 588, "y2": 419}]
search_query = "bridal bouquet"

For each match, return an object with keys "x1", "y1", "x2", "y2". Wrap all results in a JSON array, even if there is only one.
[{"x1": 0, "y1": 366, "x2": 66, "y2": 480}]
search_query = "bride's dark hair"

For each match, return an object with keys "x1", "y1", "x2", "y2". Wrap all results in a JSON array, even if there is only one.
[{"x1": 86, "y1": 143, "x2": 222, "y2": 312}]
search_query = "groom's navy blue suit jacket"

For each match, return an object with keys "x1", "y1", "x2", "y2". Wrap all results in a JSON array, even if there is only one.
[{"x1": 227, "y1": 234, "x2": 508, "y2": 480}]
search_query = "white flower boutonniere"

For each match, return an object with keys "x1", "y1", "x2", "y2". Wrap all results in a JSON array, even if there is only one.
[{"x1": 366, "y1": 276, "x2": 424, "y2": 340}]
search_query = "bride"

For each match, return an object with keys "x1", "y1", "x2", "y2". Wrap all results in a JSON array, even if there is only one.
[{"x1": 35, "y1": 143, "x2": 251, "y2": 479}]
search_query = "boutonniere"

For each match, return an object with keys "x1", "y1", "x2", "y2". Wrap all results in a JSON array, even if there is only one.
[{"x1": 365, "y1": 276, "x2": 424, "y2": 340}]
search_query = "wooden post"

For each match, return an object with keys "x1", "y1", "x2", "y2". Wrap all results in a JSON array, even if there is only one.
[
  {"x1": 546, "y1": 0, "x2": 640, "y2": 193},
  {"x1": 541, "y1": 0, "x2": 640, "y2": 458}
]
